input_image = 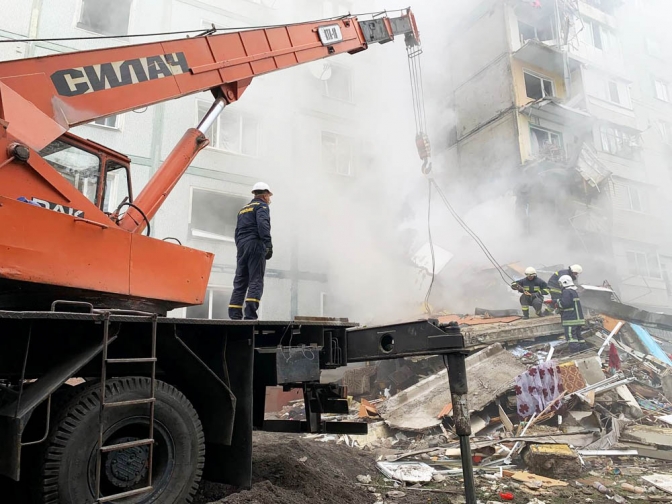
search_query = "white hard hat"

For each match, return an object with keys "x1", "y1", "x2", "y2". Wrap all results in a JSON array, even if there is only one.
[
  {"x1": 559, "y1": 275, "x2": 574, "y2": 288},
  {"x1": 525, "y1": 267, "x2": 537, "y2": 276},
  {"x1": 252, "y1": 182, "x2": 273, "y2": 195},
  {"x1": 570, "y1": 264, "x2": 583, "y2": 274}
]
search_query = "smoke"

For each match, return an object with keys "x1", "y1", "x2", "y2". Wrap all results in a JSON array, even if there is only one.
[{"x1": 281, "y1": 0, "x2": 672, "y2": 321}]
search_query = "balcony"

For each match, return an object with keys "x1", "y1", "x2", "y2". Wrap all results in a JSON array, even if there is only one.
[{"x1": 520, "y1": 97, "x2": 593, "y2": 129}]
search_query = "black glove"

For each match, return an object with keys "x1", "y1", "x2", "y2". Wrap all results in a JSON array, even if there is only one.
[{"x1": 265, "y1": 247, "x2": 273, "y2": 260}]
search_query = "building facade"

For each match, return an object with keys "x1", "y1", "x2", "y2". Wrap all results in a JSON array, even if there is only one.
[
  {"x1": 0, "y1": 0, "x2": 403, "y2": 320},
  {"x1": 442, "y1": 0, "x2": 672, "y2": 312}
]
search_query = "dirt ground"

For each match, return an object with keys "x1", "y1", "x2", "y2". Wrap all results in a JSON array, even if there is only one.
[
  {"x1": 193, "y1": 432, "x2": 648, "y2": 504},
  {"x1": 194, "y1": 431, "x2": 452, "y2": 504}
]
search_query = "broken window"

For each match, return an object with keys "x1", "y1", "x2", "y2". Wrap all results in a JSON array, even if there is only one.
[
  {"x1": 323, "y1": 65, "x2": 353, "y2": 102},
  {"x1": 655, "y1": 79, "x2": 670, "y2": 102},
  {"x1": 189, "y1": 188, "x2": 248, "y2": 241},
  {"x1": 322, "y1": 131, "x2": 354, "y2": 175},
  {"x1": 92, "y1": 115, "x2": 120, "y2": 129},
  {"x1": 600, "y1": 125, "x2": 639, "y2": 158},
  {"x1": 524, "y1": 71, "x2": 554, "y2": 100},
  {"x1": 517, "y1": 17, "x2": 554, "y2": 45},
  {"x1": 529, "y1": 126, "x2": 563, "y2": 159},
  {"x1": 186, "y1": 288, "x2": 233, "y2": 319},
  {"x1": 78, "y1": 0, "x2": 132, "y2": 36},
  {"x1": 627, "y1": 251, "x2": 662, "y2": 279},
  {"x1": 197, "y1": 101, "x2": 260, "y2": 156}
]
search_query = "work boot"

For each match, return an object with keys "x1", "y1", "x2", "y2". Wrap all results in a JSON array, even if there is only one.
[
  {"x1": 535, "y1": 310, "x2": 542, "y2": 317},
  {"x1": 568, "y1": 342, "x2": 587, "y2": 354}
]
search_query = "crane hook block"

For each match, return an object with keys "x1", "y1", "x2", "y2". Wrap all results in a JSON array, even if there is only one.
[{"x1": 416, "y1": 133, "x2": 431, "y2": 160}]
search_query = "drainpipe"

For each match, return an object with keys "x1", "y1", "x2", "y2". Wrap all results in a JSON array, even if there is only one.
[{"x1": 555, "y1": 0, "x2": 572, "y2": 98}]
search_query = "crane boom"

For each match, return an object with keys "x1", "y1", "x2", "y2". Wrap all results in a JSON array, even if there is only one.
[
  {"x1": 0, "y1": 10, "x2": 420, "y2": 313},
  {"x1": 0, "y1": 13, "x2": 419, "y2": 149}
]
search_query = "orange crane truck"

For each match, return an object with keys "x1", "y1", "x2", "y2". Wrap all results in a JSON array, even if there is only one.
[{"x1": 0, "y1": 10, "x2": 476, "y2": 504}]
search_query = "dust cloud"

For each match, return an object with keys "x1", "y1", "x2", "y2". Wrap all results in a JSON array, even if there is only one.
[{"x1": 267, "y1": 0, "x2": 672, "y2": 322}]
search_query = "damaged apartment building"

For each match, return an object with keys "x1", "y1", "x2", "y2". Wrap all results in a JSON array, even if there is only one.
[{"x1": 443, "y1": 0, "x2": 672, "y2": 312}]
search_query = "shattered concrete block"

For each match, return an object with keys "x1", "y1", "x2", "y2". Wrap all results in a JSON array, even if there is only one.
[
  {"x1": 386, "y1": 490, "x2": 406, "y2": 498},
  {"x1": 662, "y1": 374, "x2": 672, "y2": 402},
  {"x1": 522, "y1": 444, "x2": 582, "y2": 479},
  {"x1": 356, "y1": 474, "x2": 372, "y2": 484}
]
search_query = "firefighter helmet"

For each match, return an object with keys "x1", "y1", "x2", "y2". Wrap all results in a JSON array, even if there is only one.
[
  {"x1": 559, "y1": 275, "x2": 574, "y2": 288},
  {"x1": 252, "y1": 182, "x2": 273, "y2": 195},
  {"x1": 525, "y1": 267, "x2": 537, "y2": 276},
  {"x1": 570, "y1": 264, "x2": 583, "y2": 274}
]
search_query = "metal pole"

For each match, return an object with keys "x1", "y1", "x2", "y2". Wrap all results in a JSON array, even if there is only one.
[
  {"x1": 197, "y1": 97, "x2": 226, "y2": 134},
  {"x1": 444, "y1": 352, "x2": 476, "y2": 504}
]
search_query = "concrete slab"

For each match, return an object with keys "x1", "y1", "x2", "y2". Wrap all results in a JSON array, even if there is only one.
[
  {"x1": 377, "y1": 343, "x2": 526, "y2": 431},
  {"x1": 462, "y1": 315, "x2": 579, "y2": 348}
]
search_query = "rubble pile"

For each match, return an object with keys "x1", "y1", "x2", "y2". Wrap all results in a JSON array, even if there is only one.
[{"x1": 301, "y1": 305, "x2": 672, "y2": 503}]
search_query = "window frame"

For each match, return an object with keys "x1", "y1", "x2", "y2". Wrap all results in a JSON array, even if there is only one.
[
  {"x1": 529, "y1": 125, "x2": 563, "y2": 158},
  {"x1": 599, "y1": 124, "x2": 638, "y2": 159},
  {"x1": 523, "y1": 69, "x2": 555, "y2": 100},
  {"x1": 196, "y1": 100, "x2": 260, "y2": 157},
  {"x1": 321, "y1": 130, "x2": 355, "y2": 176},
  {"x1": 654, "y1": 78, "x2": 670, "y2": 102},
  {"x1": 90, "y1": 114, "x2": 123, "y2": 131},
  {"x1": 188, "y1": 186, "x2": 248, "y2": 243},
  {"x1": 75, "y1": 0, "x2": 134, "y2": 36},
  {"x1": 614, "y1": 182, "x2": 647, "y2": 213},
  {"x1": 185, "y1": 286, "x2": 234, "y2": 319},
  {"x1": 659, "y1": 120, "x2": 671, "y2": 144},
  {"x1": 626, "y1": 250, "x2": 662, "y2": 279},
  {"x1": 322, "y1": 64, "x2": 354, "y2": 103}
]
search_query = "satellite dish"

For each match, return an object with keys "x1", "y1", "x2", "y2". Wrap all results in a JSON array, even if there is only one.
[{"x1": 308, "y1": 60, "x2": 332, "y2": 81}]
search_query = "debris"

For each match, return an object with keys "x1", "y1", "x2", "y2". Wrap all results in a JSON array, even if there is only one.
[
  {"x1": 377, "y1": 343, "x2": 526, "y2": 431},
  {"x1": 577, "y1": 450, "x2": 638, "y2": 457},
  {"x1": 643, "y1": 474, "x2": 672, "y2": 495},
  {"x1": 620, "y1": 482, "x2": 645, "y2": 494},
  {"x1": 376, "y1": 461, "x2": 434, "y2": 483},
  {"x1": 298, "y1": 456, "x2": 308, "y2": 463},
  {"x1": 385, "y1": 490, "x2": 406, "y2": 499},
  {"x1": 356, "y1": 474, "x2": 372, "y2": 484},
  {"x1": 506, "y1": 471, "x2": 569, "y2": 488},
  {"x1": 523, "y1": 444, "x2": 581, "y2": 479},
  {"x1": 597, "y1": 321, "x2": 624, "y2": 357},
  {"x1": 499, "y1": 491, "x2": 514, "y2": 500},
  {"x1": 592, "y1": 481, "x2": 608, "y2": 494},
  {"x1": 498, "y1": 403, "x2": 514, "y2": 433},
  {"x1": 358, "y1": 398, "x2": 379, "y2": 418}
]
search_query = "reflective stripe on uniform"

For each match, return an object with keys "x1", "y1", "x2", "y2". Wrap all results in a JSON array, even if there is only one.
[
  {"x1": 245, "y1": 298, "x2": 261, "y2": 303},
  {"x1": 563, "y1": 320, "x2": 585, "y2": 326},
  {"x1": 229, "y1": 304, "x2": 243, "y2": 309},
  {"x1": 521, "y1": 306, "x2": 529, "y2": 311}
]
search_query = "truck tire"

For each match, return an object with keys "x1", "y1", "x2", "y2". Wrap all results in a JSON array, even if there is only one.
[{"x1": 35, "y1": 377, "x2": 205, "y2": 504}]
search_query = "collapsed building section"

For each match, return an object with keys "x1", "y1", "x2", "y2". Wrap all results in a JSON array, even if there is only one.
[{"x1": 441, "y1": 0, "x2": 672, "y2": 312}]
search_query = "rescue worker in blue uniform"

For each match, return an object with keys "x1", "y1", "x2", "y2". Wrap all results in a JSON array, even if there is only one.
[
  {"x1": 511, "y1": 267, "x2": 550, "y2": 318},
  {"x1": 557, "y1": 274, "x2": 586, "y2": 353},
  {"x1": 228, "y1": 182, "x2": 273, "y2": 320},
  {"x1": 547, "y1": 264, "x2": 583, "y2": 309}
]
